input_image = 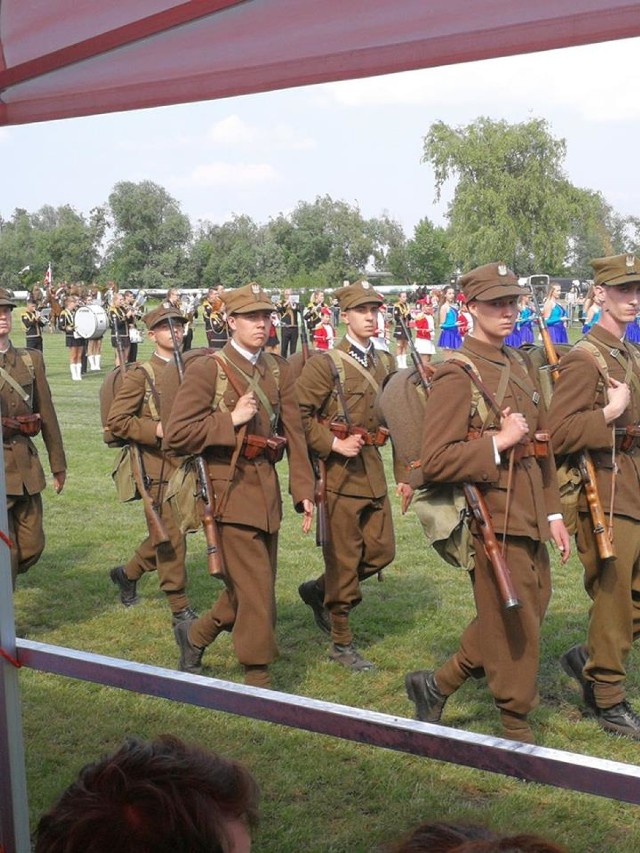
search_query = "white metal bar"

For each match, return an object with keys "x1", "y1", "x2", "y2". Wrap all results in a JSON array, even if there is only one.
[{"x1": 16, "y1": 638, "x2": 640, "y2": 805}]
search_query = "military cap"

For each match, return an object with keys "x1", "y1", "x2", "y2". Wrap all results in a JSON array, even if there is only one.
[
  {"x1": 143, "y1": 304, "x2": 185, "y2": 330},
  {"x1": 334, "y1": 279, "x2": 383, "y2": 311},
  {"x1": 459, "y1": 263, "x2": 526, "y2": 302},
  {"x1": 222, "y1": 282, "x2": 273, "y2": 314},
  {"x1": 592, "y1": 254, "x2": 640, "y2": 287},
  {"x1": 0, "y1": 288, "x2": 17, "y2": 309}
]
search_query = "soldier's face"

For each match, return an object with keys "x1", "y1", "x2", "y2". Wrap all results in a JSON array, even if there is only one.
[
  {"x1": 343, "y1": 303, "x2": 379, "y2": 345},
  {"x1": 228, "y1": 311, "x2": 270, "y2": 352},
  {"x1": 0, "y1": 306, "x2": 12, "y2": 336},
  {"x1": 469, "y1": 297, "x2": 517, "y2": 346},
  {"x1": 602, "y1": 283, "x2": 640, "y2": 328}
]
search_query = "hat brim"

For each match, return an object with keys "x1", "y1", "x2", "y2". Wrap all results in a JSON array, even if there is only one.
[
  {"x1": 341, "y1": 296, "x2": 384, "y2": 310},
  {"x1": 599, "y1": 273, "x2": 640, "y2": 287},
  {"x1": 228, "y1": 300, "x2": 274, "y2": 314},
  {"x1": 471, "y1": 283, "x2": 529, "y2": 302}
]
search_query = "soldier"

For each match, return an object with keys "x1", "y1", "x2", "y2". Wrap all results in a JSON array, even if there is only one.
[
  {"x1": 404, "y1": 263, "x2": 570, "y2": 743},
  {"x1": 106, "y1": 305, "x2": 196, "y2": 625},
  {"x1": 296, "y1": 280, "x2": 396, "y2": 671},
  {"x1": 0, "y1": 288, "x2": 66, "y2": 587},
  {"x1": 22, "y1": 298, "x2": 47, "y2": 352},
  {"x1": 165, "y1": 282, "x2": 314, "y2": 688},
  {"x1": 277, "y1": 288, "x2": 300, "y2": 357},
  {"x1": 549, "y1": 254, "x2": 640, "y2": 739}
]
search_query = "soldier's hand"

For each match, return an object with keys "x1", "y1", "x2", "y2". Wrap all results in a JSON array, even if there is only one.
[
  {"x1": 301, "y1": 499, "x2": 314, "y2": 534},
  {"x1": 333, "y1": 434, "x2": 364, "y2": 457},
  {"x1": 396, "y1": 482, "x2": 414, "y2": 514},
  {"x1": 52, "y1": 471, "x2": 66, "y2": 494},
  {"x1": 603, "y1": 378, "x2": 631, "y2": 423},
  {"x1": 231, "y1": 392, "x2": 258, "y2": 426},
  {"x1": 155, "y1": 422, "x2": 164, "y2": 439},
  {"x1": 495, "y1": 407, "x2": 529, "y2": 452},
  {"x1": 550, "y1": 518, "x2": 571, "y2": 564}
]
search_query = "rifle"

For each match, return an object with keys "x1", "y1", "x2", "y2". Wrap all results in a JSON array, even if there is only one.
[
  {"x1": 167, "y1": 318, "x2": 225, "y2": 579},
  {"x1": 300, "y1": 312, "x2": 329, "y2": 546},
  {"x1": 529, "y1": 276, "x2": 615, "y2": 560},
  {"x1": 399, "y1": 311, "x2": 520, "y2": 609},
  {"x1": 111, "y1": 313, "x2": 170, "y2": 547}
]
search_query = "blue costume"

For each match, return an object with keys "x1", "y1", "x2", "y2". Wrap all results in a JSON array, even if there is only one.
[
  {"x1": 505, "y1": 306, "x2": 534, "y2": 347},
  {"x1": 581, "y1": 308, "x2": 601, "y2": 336},
  {"x1": 437, "y1": 305, "x2": 462, "y2": 350},
  {"x1": 625, "y1": 314, "x2": 640, "y2": 343},
  {"x1": 546, "y1": 302, "x2": 568, "y2": 344}
]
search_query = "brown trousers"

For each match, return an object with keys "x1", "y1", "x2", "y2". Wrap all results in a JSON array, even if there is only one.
[
  {"x1": 435, "y1": 535, "x2": 551, "y2": 718},
  {"x1": 8, "y1": 492, "x2": 44, "y2": 586},
  {"x1": 316, "y1": 491, "x2": 395, "y2": 644},
  {"x1": 576, "y1": 512, "x2": 640, "y2": 707},
  {"x1": 125, "y1": 496, "x2": 188, "y2": 611},
  {"x1": 189, "y1": 523, "x2": 279, "y2": 667}
]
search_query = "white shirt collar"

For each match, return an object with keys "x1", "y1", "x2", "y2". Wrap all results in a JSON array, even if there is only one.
[
  {"x1": 231, "y1": 338, "x2": 261, "y2": 365},
  {"x1": 345, "y1": 333, "x2": 372, "y2": 354}
]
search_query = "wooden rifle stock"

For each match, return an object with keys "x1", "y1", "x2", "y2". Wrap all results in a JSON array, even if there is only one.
[
  {"x1": 167, "y1": 319, "x2": 226, "y2": 579},
  {"x1": 463, "y1": 484, "x2": 520, "y2": 609},
  {"x1": 112, "y1": 315, "x2": 170, "y2": 547},
  {"x1": 529, "y1": 283, "x2": 615, "y2": 560},
  {"x1": 300, "y1": 315, "x2": 327, "y2": 546}
]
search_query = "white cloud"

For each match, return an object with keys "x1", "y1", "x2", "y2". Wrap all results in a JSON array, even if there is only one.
[
  {"x1": 174, "y1": 161, "x2": 279, "y2": 188},
  {"x1": 208, "y1": 114, "x2": 316, "y2": 150},
  {"x1": 322, "y1": 38, "x2": 640, "y2": 122}
]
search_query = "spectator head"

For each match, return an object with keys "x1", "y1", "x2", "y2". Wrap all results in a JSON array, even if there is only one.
[
  {"x1": 387, "y1": 821, "x2": 567, "y2": 853},
  {"x1": 33, "y1": 735, "x2": 259, "y2": 853}
]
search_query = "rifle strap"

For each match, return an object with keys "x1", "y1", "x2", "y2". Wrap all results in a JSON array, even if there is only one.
[
  {"x1": 214, "y1": 351, "x2": 280, "y2": 432},
  {"x1": 139, "y1": 362, "x2": 160, "y2": 421}
]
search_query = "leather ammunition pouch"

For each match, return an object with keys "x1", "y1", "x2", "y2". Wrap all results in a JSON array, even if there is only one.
[
  {"x1": 241, "y1": 433, "x2": 287, "y2": 463},
  {"x1": 466, "y1": 428, "x2": 549, "y2": 463},
  {"x1": 615, "y1": 426, "x2": 640, "y2": 454},
  {"x1": 326, "y1": 419, "x2": 390, "y2": 447},
  {"x1": 2, "y1": 413, "x2": 42, "y2": 439}
]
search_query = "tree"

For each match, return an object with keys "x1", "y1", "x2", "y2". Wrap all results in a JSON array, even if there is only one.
[
  {"x1": 423, "y1": 117, "x2": 580, "y2": 274},
  {"x1": 406, "y1": 218, "x2": 453, "y2": 284},
  {"x1": 104, "y1": 181, "x2": 191, "y2": 288}
]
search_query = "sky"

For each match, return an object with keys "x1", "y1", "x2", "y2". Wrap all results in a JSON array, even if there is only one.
[{"x1": 1, "y1": 36, "x2": 640, "y2": 240}]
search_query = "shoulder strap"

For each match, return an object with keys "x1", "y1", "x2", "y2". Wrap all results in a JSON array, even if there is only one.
[
  {"x1": 214, "y1": 351, "x2": 279, "y2": 432},
  {"x1": 327, "y1": 348, "x2": 381, "y2": 394},
  {"x1": 574, "y1": 339, "x2": 611, "y2": 403},
  {"x1": 139, "y1": 362, "x2": 160, "y2": 421},
  {"x1": 444, "y1": 353, "x2": 491, "y2": 428}
]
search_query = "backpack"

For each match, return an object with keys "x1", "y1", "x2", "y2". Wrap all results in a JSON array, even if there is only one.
[
  {"x1": 100, "y1": 362, "x2": 158, "y2": 447},
  {"x1": 377, "y1": 347, "x2": 541, "y2": 570}
]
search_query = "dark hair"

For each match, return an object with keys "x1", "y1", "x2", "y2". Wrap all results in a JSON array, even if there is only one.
[
  {"x1": 33, "y1": 735, "x2": 259, "y2": 853},
  {"x1": 389, "y1": 822, "x2": 567, "y2": 853}
]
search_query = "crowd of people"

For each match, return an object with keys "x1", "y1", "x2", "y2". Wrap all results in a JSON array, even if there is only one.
[
  {"x1": 6, "y1": 257, "x2": 640, "y2": 742},
  {"x1": 8, "y1": 259, "x2": 640, "y2": 848}
]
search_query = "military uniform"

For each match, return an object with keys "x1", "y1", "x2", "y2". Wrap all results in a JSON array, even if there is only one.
[
  {"x1": 405, "y1": 264, "x2": 565, "y2": 742},
  {"x1": 549, "y1": 254, "x2": 640, "y2": 738},
  {"x1": 106, "y1": 306, "x2": 193, "y2": 620},
  {"x1": 165, "y1": 283, "x2": 314, "y2": 687},
  {"x1": 296, "y1": 280, "x2": 395, "y2": 670},
  {"x1": 0, "y1": 290, "x2": 66, "y2": 585}
]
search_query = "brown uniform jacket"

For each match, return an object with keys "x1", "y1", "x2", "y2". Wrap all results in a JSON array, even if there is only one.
[
  {"x1": 164, "y1": 342, "x2": 314, "y2": 534},
  {"x1": 1, "y1": 343, "x2": 66, "y2": 496},
  {"x1": 421, "y1": 337, "x2": 561, "y2": 540},
  {"x1": 548, "y1": 324, "x2": 640, "y2": 521},
  {"x1": 296, "y1": 337, "x2": 393, "y2": 499},
  {"x1": 106, "y1": 354, "x2": 183, "y2": 481}
]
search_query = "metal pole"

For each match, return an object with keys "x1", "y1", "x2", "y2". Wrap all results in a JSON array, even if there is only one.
[{"x1": 0, "y1": 444, "x2": 30, "y2": 853}]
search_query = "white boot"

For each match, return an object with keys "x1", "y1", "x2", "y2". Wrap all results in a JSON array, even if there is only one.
[
  {"x1": 95, "y1": 354, "x2": 102, "y2": 371},
  {"x1": 73, "y1": 363, "x2": 82, "y2": 381},
  {"x1": 88, "y1": 355, "x2": 96, "y2": 370}
]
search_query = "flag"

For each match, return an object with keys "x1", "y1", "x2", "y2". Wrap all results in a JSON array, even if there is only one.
[{"x1": 43, "y1": 263, "x2": 52, "y2": 287}]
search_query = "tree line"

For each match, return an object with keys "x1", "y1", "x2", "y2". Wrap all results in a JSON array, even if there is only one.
[{"x1": 1, "y1": 117, "x2": 636, "y2": 293}]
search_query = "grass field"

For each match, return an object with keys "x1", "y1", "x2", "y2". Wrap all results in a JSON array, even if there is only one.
[{"x1": 10, "y1": 318, "x2": 640, "y2": 852}]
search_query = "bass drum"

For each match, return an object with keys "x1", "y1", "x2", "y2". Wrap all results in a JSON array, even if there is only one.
[{"x1": 74, "y1": 305, "x2": 108, "y2": 340}]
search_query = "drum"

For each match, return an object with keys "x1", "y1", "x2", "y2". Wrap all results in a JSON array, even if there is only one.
[{"x1": 74, "y1": 305, "x2": 108, "y2": 340}]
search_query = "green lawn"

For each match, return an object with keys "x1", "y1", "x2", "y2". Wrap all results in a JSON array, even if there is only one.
[{"x1": 11, "y1": 319, "x2": 640, "y2": 852}]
